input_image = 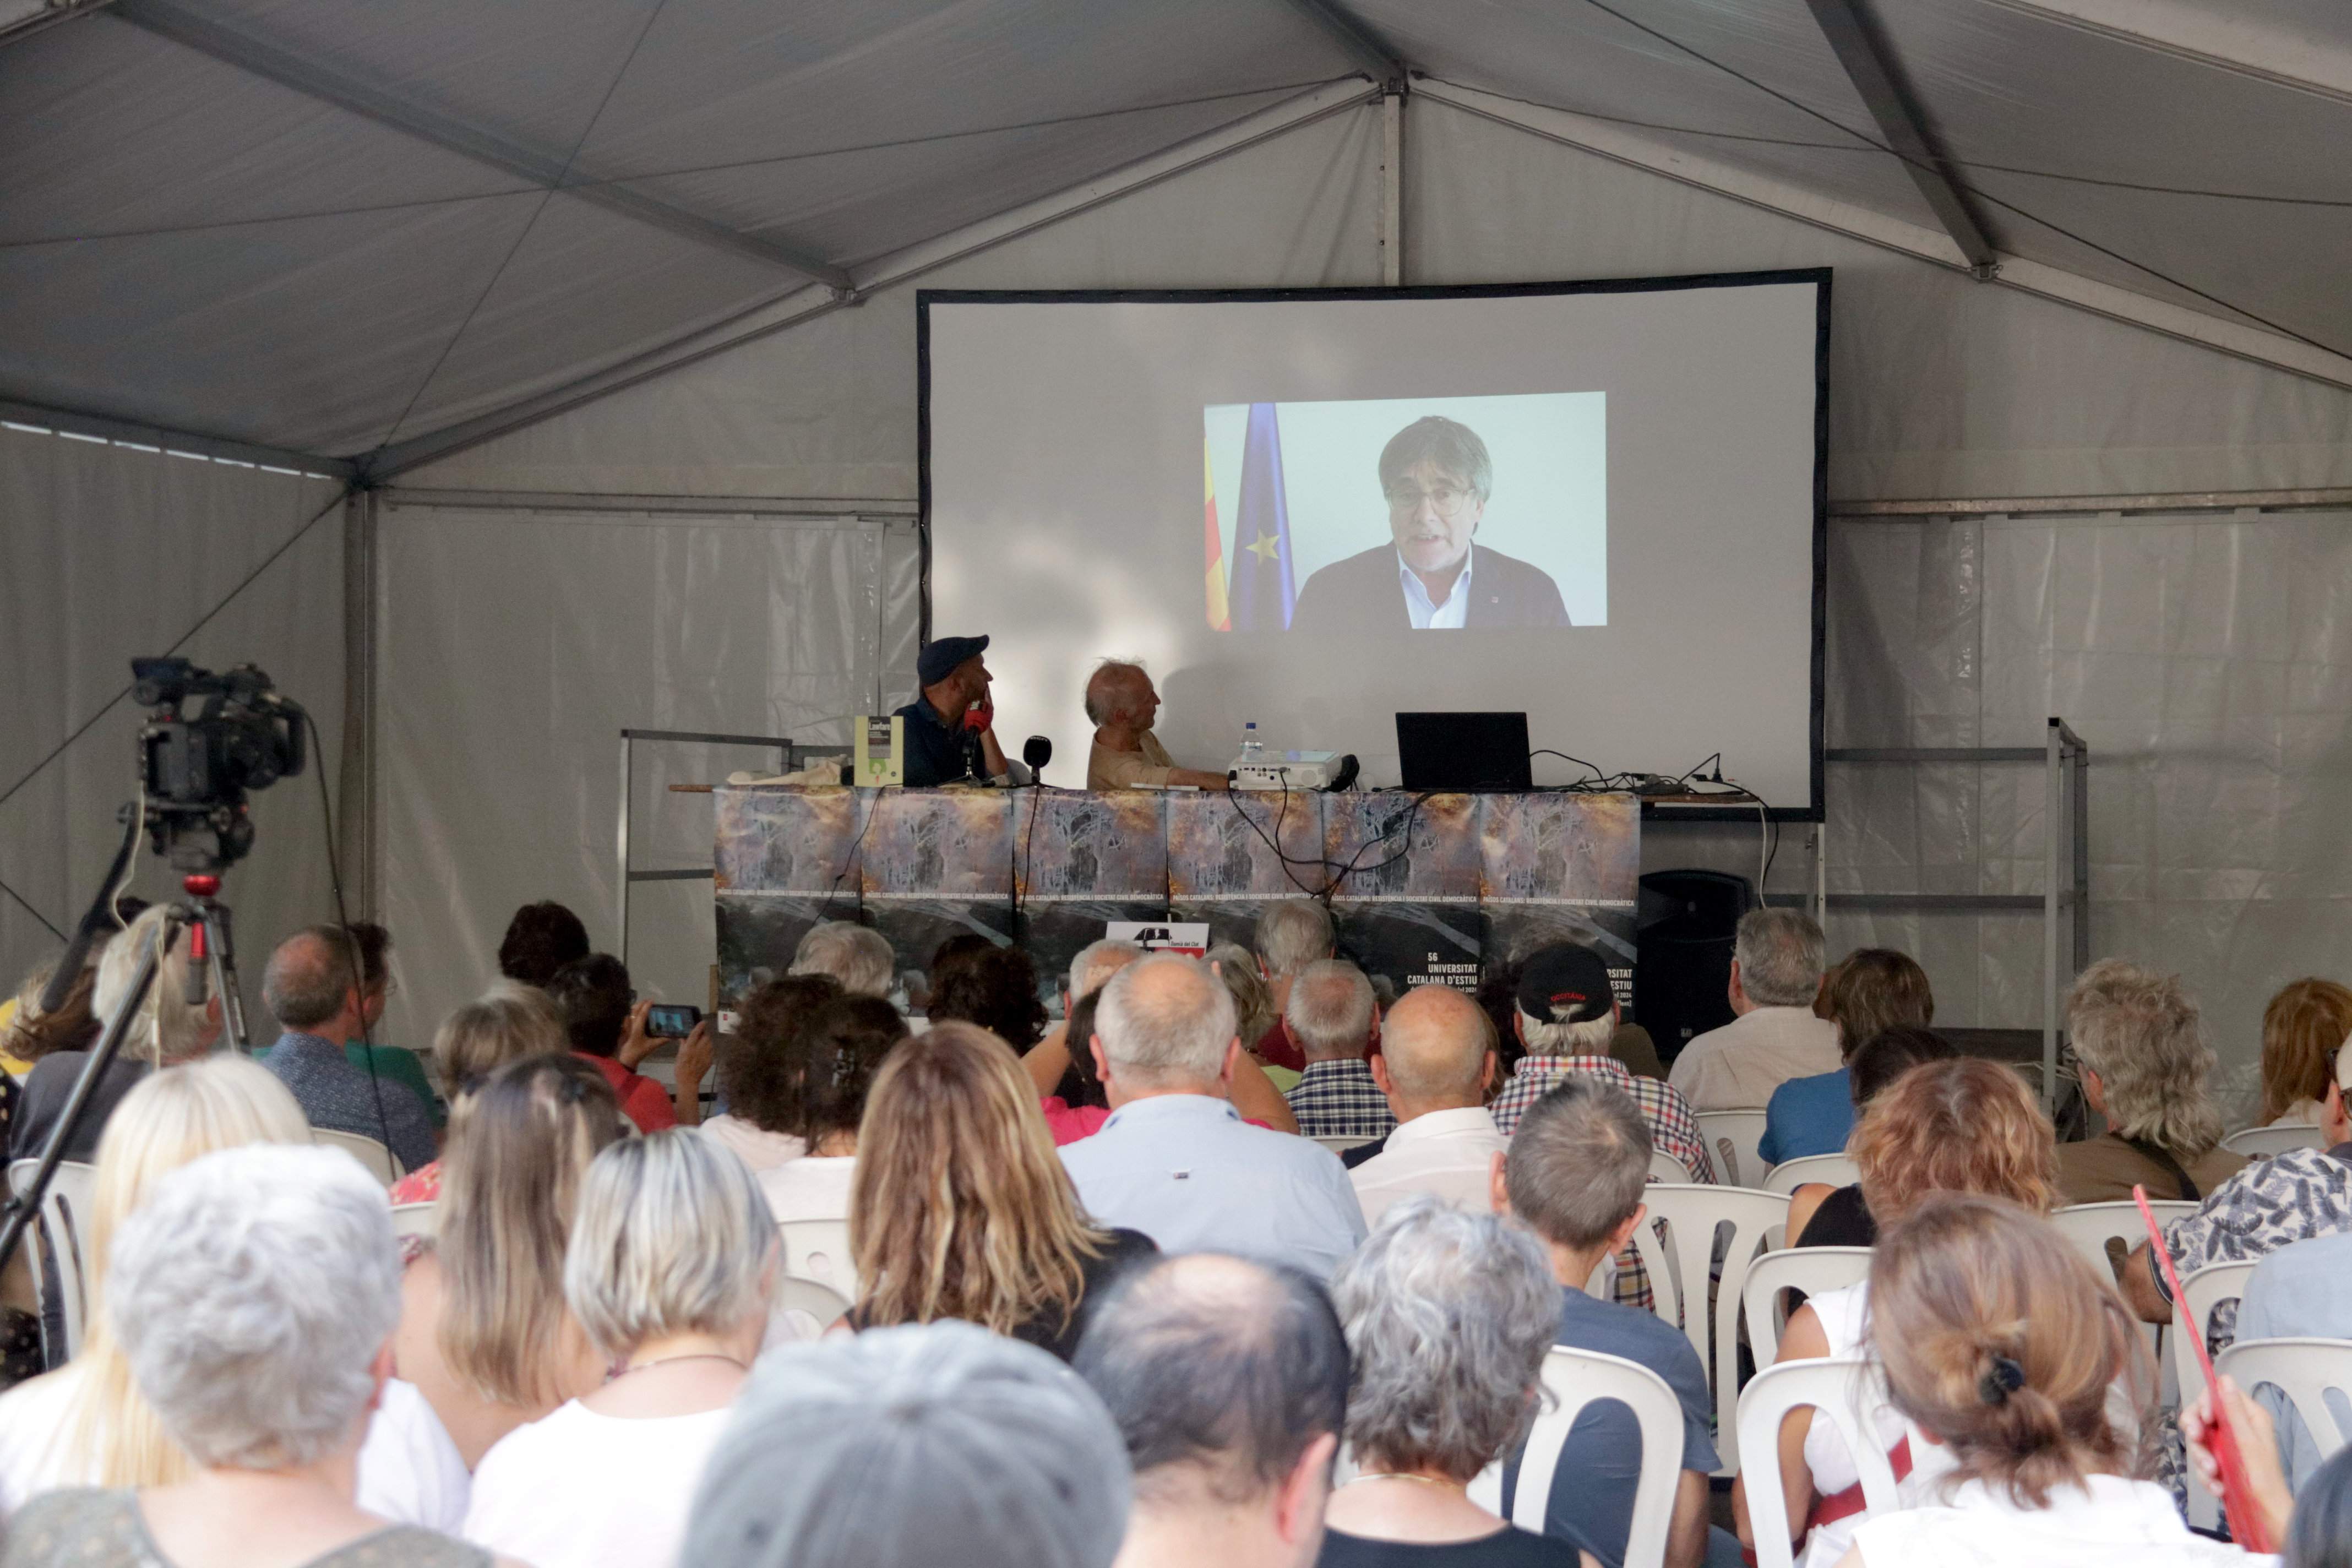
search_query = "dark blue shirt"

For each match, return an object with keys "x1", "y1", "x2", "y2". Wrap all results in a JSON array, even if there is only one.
[
  {"x1": 1758, "y1": 1066, "x2": 1854, "y2": 1165},
  {"x1": 261, "y1": 1031, "x2": 438, "y2": 1173},
  {"x1": 892, "y1": 694, "x2": 988, "y2": 787}
]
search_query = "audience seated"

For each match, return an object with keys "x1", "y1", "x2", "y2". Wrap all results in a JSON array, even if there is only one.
[
  {"x1": 1665, "y1": 910, "x2": 1838, "y2": 1112},
  {"x1": 1492, "y1": 1079, "x2": 1729, "y2": 1568},
  {"x1": 2058, "y1": 960, "x2": 2245, "y2": 1205},
  {"x1": 388, "y1": 981, "x2": 568, "y2": 1205},
  {"x1": 462, "y1": 1130, "x2": 775, "y2": 1568},
  {"x1": 1739, "y1": 1058, "x2": 2059, "y2": 1568},
  {"x1": 788, "y1": 919, "x2": 896, "y2": 999},
  {"x1": 697, "y1": 973, "x2": 840, "y2": 1173},
  {"x1": 1, "y1": 1144, "x2": 504, "y2": 1568},
  {"x1": 12, "y1": 905, "x2": 220, "y2": 1166},
  {"x1": 1325, "y1": 1197, "x2": 1592, "y2": 1567},
  {"x1": 1074, "y1": 1253, "x2": 1345, "y2": 1568},
  {"x1": 0, "y1": 1057, "x2": 465, "y2": 1533},
  {"x1": 1783, "y1": 1026, "x2": 1959, "y2": 1247},
  {"x1": 1837, "y1": 1195, "x2": 2234, "y2": 1568},
  {"x1": 1040, "y1": 988, "x2": 1114, "y2": 1144},
  {"x1": 684, "y1": 1321, "x2": 1132, "y2": 1568},
  {"x1": 2257, "y1": 977, "x2": 2352, "y2": 1129},
  {"x1": 2228, "y1": 1224, "x2": 2352, "y2": 1493},
  {"x1": 1283, "y1": 960, "x2": 1395, "y2": 1142},
  {"x1": 926, "y1": 943, "x2": 1049, "y2": 1049},
  {"x1": 1758, "y1": 949, "x2": 1932, "y2": 1165},
  {"x1": 2, "y1": 954, "x2": 102, "y2": 1077},
  {"x1": 395, "y1": 1055, "x2": 622, "y2": 1467},
  {"x1": 259, "y1": 925, "x2": 439, "y2": 1172},
  {"x1": 335, "y1": 922, "x2": 444, "y2": 1128},
  {"x1": 756, "y1": 994, "x2": 906, "y2": 1227},
  {"x1": 923, "y1": 933, "x2": 998, "y2": 1008},
  {"x1": 1349, "y1": 986, "x2": 1509, "y2": 1226},
  {"x1": 2184, "y1": 1375, "x2": 2352, "y2": 1562},
  {"x1": 546, "y1": 952, "x2": 705, "y2": 1132},
  {"x1": 1060, "y1": 955, "x2": 1366, "y2": 1277},
  {"x1": 846, "y1": 1021, "x2": 1155, "y2": 1359},
  {"x1": 1019, "y1": 937, "x2": 1144, "y2": 1097},
  {"x1": 1209, "y1": 939, "x2": 1284, "y2": 1071},
  {"x1": 1251, "y1": 900, "x2": 1338, "y2": 1072},
  {"x1": 496, "y1": 900, "x2": 591, "y2": 989}
]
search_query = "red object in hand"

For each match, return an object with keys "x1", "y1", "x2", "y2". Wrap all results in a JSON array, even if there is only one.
[
  {"x1": 963, "y1": 699, "x2": 993, "y2": 733},
  {"x1": 2137, "y1": 1184, "x2": 2275, "y2": 1554}
]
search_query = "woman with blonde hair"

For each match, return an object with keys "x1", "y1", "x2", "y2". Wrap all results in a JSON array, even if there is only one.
[
  {"x1": 1837, "y1": 1195, "x2": 2239, "y2": 1566},
  {"x1": 386, "y1": 981, "x2": 568, "y2": 1205},
  {"x1": 848, "y1": 1021, "x2": 1154, "y2": 1360},
  {"x1": 2258, "y1": 977, "x2": 2352, "y2": 1129},
  {"x1": 0, "y1": 1056, "x2": 467, "y2": 1530},
  {"x1": 395, "y1": 1053, "x2": 622, "y2": 1468},
  {"x1": 1736, "y1": 1058, "x2": 2065, "y2": 1568}
]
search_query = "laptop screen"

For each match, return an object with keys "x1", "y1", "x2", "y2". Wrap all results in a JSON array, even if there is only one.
[{"x1": 1394, "y1": 712, "x2": 1534, "y2": 792}]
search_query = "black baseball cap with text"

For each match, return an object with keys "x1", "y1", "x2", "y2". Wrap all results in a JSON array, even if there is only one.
[{"x1": 1514, "y1": 943, "x2": 1614, "y2": 1024}]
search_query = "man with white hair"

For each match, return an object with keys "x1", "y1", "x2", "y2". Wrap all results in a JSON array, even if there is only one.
[
  {"x1": 1249, "y1": 900, "x2": 1336, "y2": 1072},
  {"x1": 1084, "y1": 661, "x2": 1231, "y2": 792},
  {"x1": 1667, "y1": 908, "x2": 1838, "y2": 1111},
  {"x1": 1060, "y1": 955, "x2": 1366, "y2": 1277},
  {"x1": 1279, "y1": 960, "x2": 1392, "y2": 1143},
  {"x1": 1347, "y1": 986, "x2": 1509, "y2": 1226},
  {"x1": 788, "y1": 920, "x2": 896, "y2": 998},
  {"x1": 1020, "y1": 938, "x2": 1145, "y2": 1095}
]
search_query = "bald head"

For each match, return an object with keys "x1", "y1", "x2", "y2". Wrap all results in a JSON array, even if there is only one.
[
  {"x1": 1084, "y1": 661, "x2": 1154, "y2": 727},
  {"x1": 263, "y1": 926, "x2": 362, "y2": 1032},
  {"x1": 1097, "y1": 954, "x2": 1238, "y2": 1088},
  {"x1": 1378, "y1": 986, "x2": 1490, "y2": 1108}
]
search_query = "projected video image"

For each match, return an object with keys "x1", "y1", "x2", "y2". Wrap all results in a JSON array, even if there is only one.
[{"x1": 1202, "y1": 391, "x2": 1605, "y2": 632}]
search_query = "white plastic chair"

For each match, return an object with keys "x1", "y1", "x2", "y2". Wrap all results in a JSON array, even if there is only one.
[
  {"x1": 778, "y1": 1217, "x2": 858, "y2": 1299},
  {"x1": 2049, "y1": 1200, "x2": 2198, "y2": 1285},
  {"x1": 314, "y1": 1128, "x2": 402, "y2": 1184},
  {"x1": 2223, "y1": 1124, "x2": 2324, "y2": 1159},
  {"x1": 389, "y1": 1201, "x2": 438, "y2": 1240},
  {"x1": 1762, "y1": 1153, "x2": 1859, "y2": 1197},
  {"x1": 1627, "y1": 1183, "x2": 1788, "y2": 1475},
  {"x1": 2215, "y1": 1337, "x2": 2352, "y2": 1473},
  {"x1": 1693, "y1": 1109, "x2": 1770, "y2": 1188},
  {"x1": 773, "y1": 1274, "x2": 853, "y2": 1340},
  {"x1": 1741, "y1": 1246, "x2": 1874, "y2": 1368},
  {"x1": 7, "y1": 1158, "x2": 97, "y2": 1362},
  {"x1": 1735, "y1": 1357, "x2": 1903, "y2": 1568},
  {"x1": 1648, "y1": 1150, "x2": 1692, "y2": 1183},
  {"x1": 1508, "y1": 1346, "x2": 1684, "y2": 1568},
  {"x1": 2174, "y1": 1260, "x2": 2258, "y2": 1529},
  {"x1": 1312, "y1": 1134, "x2": 1371, "y2": 1153}
]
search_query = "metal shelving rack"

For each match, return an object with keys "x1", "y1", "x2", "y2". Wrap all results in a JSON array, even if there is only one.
[
  {"x1": 616, "y1": 728, "x2": 796, "y2": 967},
  {"x1": 1819, "y1": 717, "x2": 2089, "y2": 1108}
]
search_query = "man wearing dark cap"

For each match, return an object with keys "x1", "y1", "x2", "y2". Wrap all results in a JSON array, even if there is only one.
[{"x1": 895, "y1": 634, "x2": 1009, "y2": 788}]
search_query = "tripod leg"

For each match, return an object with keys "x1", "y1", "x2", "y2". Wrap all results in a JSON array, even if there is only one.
[{"x1": 201, "y1": 903, "x2": 250, "y2": 1053}]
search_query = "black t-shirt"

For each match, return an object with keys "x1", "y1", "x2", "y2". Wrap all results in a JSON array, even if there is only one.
[
  {"x1": 9, "y1": 1050, "x2": 151, "y2": 1164},
  {"x1": 1010, "y1": 1227, "x2": 1159, "y2": 1362},
  {"x1": 1317, "y1": 1525, "x2": 1588, "y2": 1568},
  {"x1": 1794, "y1": 1182, "x2": 1877, "y2": 1248}
]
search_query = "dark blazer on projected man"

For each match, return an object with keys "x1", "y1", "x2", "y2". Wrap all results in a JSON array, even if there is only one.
[{"x1": 1287, "y1": 542, "x2": 1573, "y2": 632}]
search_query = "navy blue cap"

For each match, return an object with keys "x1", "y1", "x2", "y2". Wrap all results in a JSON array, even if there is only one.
[{"x1": 918, "y1": 635, "x2": 989, "y2": 688}]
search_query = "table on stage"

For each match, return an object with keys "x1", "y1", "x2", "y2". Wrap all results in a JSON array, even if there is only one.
[{"x1": 712, "y1": 786, "x2": 1640, "y2": 1012}]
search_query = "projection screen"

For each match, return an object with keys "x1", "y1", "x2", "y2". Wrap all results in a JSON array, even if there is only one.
[{"x1": 921, "y1": 271, "x2": 1827, "y2": 816}]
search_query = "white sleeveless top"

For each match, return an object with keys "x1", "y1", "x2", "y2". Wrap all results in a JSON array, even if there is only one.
[
  {"x1": 1851, "y1": 1475, "x2": 2268, "y2": 1567},
  {"x1": 1796, "y1": 1282, "x2": 1953, "y2": 1568}
]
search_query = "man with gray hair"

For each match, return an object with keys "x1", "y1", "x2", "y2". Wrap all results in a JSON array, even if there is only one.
[
  {"x1": 1492, "y1": 1080, "x2": 1725, "y2": 1568},
  {"x1": 1280, "y1": 960, "x2": 1392, "y2": 1143},
  {"x1": 1250, "y1": 899, "x2": 1335, "y2": 1071},
  {"x1": 788, "y1": 919, "x2": 896, "y2": 999},
  {"x1": 1667, "y1": 907, "x2": 1838, "y2": 1112},
  {"x1": 259, "y1": 925, "x2": 438, "y2": 1172},
  {"x1": 1020, "y1": 937, "x2": 1146, "y2": 1095},
  {"x1": 1060, "y1": 954, "x2": 1366, "y2": 1277},
  {"x1": 1347, "y1": 986, "x2": 1508, "y2": 1226},
  {"x1": 1074, "y1": 1254, "x2": 1347, "y2": 1568},
  {"x1": 1084, "y1": 661, "x2": 1230, "y2": 793}
]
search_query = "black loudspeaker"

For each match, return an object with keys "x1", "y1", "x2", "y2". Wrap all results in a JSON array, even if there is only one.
[{"x1": 1635, "y1": 869, "x2": 1756, "y2": 1067}]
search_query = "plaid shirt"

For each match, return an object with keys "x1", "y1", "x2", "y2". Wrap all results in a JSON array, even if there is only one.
[
  {"x1": 1286, "y1": 1058, "x2": 1398, "y2": 1142},
  {"x1": 1488, "y1": 1055, "x2": 1712, "y2": 1311}
]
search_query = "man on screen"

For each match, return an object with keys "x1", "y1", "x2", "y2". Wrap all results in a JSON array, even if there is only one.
[
  {"x1": 895, "y1": 634, "x2": 1011, "y2": 787},
  {"x1": 1084, "y1": 661, "x2": 1231, "y2": 791},
  {"x1": 1288, "y1": 415, "x2": 1571, "y2": 631}
]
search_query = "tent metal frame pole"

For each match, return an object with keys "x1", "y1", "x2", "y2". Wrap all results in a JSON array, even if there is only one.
[
  {"x1": 1379, "y1": 88, "x2": 1405, "y2": 286},
  {"x1": 0, "y1": 396, "x2": 354, "y2": 478},
  {"x1": 1276, "y1": 0, "x2": 1408, "y2": 90},
  {"x1": 616, "y1": 728, "x2": 794, "y2": 968}
]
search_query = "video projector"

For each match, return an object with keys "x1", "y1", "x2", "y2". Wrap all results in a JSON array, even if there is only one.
[{"x1": 1227, "y1": 749, "x2": 1353, "y2": 792}]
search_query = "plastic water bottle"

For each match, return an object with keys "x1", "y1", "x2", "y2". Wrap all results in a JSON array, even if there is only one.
[{"x1": 1239, "y1": 721, "x2": 1262, "y2": 764}]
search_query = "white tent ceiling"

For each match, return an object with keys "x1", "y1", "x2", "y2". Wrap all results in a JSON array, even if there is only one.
[{"x1": 2, "y1": 0, "x2": 2348, "y2": 476}]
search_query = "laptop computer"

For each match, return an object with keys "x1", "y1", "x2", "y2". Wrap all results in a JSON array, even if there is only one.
[{"x1": 1394, "y1": 712, "x2": 1534, "y2": 792}]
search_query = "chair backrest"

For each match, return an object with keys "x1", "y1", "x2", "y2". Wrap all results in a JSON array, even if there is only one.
[
  {"x1": 1511, "y1": 1346, "x2": 1684, "y2": 1568},
  {"x1": 1626, "y1": 1183, "x2": 1789, "y2": 1476},
  {"x1": 8, "y1": 1158, "x2": 97, "y2": 1363},
  {"x1": 313, "y1": 1128, "x2": 401, "y2": 1185},
  {"x1": 778, "y1": 1217, "x2": 858, "y2": 1299},
  {"x1": 1694, "y1": 1109, "x2": 1770, "y2": 1187},
  {"x1": 1762, "y1": 1153, "x2": 1860, "y2": 1197},
  {"x1": 389, "y1": 1201, "x2": 438, "y2": 1240},
  {"x1": 771, "y1": 1274, "x2": 854, "y2": 1342},
  {"x1": 2215, "y1": 1337, "x2": 2352, "y2": 1469},
  {"x1": 1312, "y1": 1134, "x2": 1366, "y2": 1153},
  {"x1": 1741, "y1": 1246, "x2": 1875, "y2": 1367},
  {"x1": 1648, "y1": 1150, "x2": 1690, "y2": 1184},
  {"x1": 2223, "y1": 1124, "x2": 2325, "y2": 1159},
  {"x1": 1735, "y1": 1357, "x2": 1903, "y2": 1568},
  {"x1": 2049, "y1": 1200, "x2": 2198, "y2": 1284},
  {"x1": 2174, "y1": 1260, "x2": 2258, "y2": 1531}
]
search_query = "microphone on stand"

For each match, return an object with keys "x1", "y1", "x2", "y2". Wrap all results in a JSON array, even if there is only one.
[{"x1": 1022, "y1": 736, "x2": 1053, "y2": 787}]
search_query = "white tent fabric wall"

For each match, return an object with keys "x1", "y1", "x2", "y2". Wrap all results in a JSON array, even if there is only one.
[{"x1": 0, "y1": 426, "x2": 348, "y2": 1037}]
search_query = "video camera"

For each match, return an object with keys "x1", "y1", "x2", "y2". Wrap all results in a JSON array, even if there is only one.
[{"x1": 132, "y1": 657, "x2": 306, "y2": 872}]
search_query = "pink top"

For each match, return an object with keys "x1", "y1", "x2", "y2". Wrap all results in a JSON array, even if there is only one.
[
  {"x1": 388, "y1": 1162, "x2": 441, "y2": 1206},
  {"x1": 1040, "y1": 1096, "x2": 1111, "y2": 1145},
  {"x1": 579, "y1": 1053, "x2": 676, "y2": 1132}
]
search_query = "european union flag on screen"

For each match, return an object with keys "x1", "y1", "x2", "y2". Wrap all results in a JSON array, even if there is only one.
[{"x1": 1228, "y1": 402, "x2": 1296, "y2": 631}]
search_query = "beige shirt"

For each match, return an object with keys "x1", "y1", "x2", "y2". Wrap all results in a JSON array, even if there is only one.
[
  {"x1": 1087, "y1": 729, "x2": 1176, "y2": 790},
  {"x1": 1665, "y1": 1004, "x2": 1840, "y2": 1111},
  {"x1": 1349, "y1": 1106, "x2": 1511, "y2": 1228}
]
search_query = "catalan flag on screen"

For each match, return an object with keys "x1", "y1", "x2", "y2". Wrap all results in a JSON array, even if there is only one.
[
  {"x1": 1228, "y1": 402, "x2": 1295, "y2": 631},
  {"x1": 1204, "y1": 437, "x2": 1231, "y2": 631}
]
